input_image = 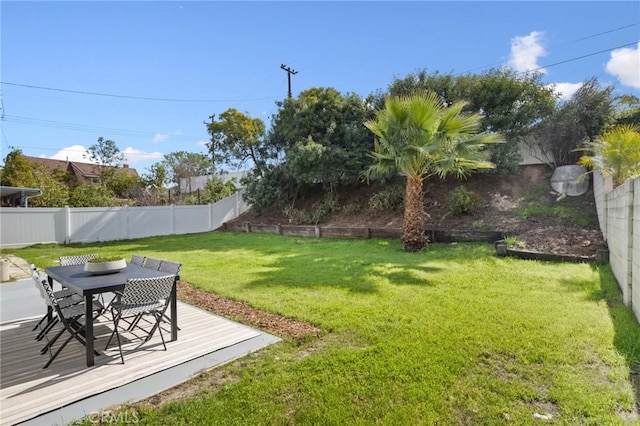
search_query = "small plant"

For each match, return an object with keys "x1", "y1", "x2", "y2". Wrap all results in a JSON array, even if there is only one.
[
  {"x1": 521, "y1": 185, "x2": 547, "y2": 202},
  {"x1": 447, "y1": 186, "x2": 485, "y2": 216},
  {"x1": 503, "y1": 236, "x2": 526, "y2": 248},
  {"x1": 341, "y1": 202, "x2": 362, "y2": 215},
  {"x1": 472, "y1": 220, "x2": 486, "y2": 229},
  {"x1": 368, "y1": 185, "x2": 404, "y2": 211},
  {"x1": 87, "y1": 256, "x2": 125, "y2": 263},
  {"x1": 504, "y1": 235, "x2": 527, "y2": 248}
]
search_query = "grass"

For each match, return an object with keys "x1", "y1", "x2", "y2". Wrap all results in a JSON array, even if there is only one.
[
  {"x1": 11, "y1": 232, "x2": 640, "y2": 425},
  {"x1": 515, "y1": 203, "x2": 597, "y2": 227}
]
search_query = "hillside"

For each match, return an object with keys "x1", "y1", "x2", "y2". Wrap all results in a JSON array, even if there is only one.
[{"x1": 235, "y1": 164, "x2": 605, "y2": 258}]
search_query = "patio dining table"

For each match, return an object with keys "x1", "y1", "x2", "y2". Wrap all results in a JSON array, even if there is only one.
[{"x1": 45, "y1": 263, "x2": 179, "y2": 367}]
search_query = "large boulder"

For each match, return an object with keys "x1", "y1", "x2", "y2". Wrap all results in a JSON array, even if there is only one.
[{"x1": 550, "y1": 165, "x2": 589, "y2": 196}]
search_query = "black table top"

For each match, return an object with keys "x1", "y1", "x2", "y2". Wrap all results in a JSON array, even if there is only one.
[{"x1": 45, "y1": 263, "x2": 175, "y2": 296}]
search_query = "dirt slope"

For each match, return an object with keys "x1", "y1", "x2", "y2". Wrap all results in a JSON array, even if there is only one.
[{"x1": 236, "y1": 164, "x2": 605, "y2": 258}]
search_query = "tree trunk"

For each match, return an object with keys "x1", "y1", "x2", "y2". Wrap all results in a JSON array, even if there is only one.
[{"x1": 402, "y1": 176, "x2": 425, "y2": 252}]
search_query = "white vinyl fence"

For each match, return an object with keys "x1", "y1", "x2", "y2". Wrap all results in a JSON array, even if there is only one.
[
  {"x1": 0, "y1": 191, "x2": 249, "y2": 249},
  {"x1": 593, "y1": 173, "x2": 640, "y2": 321}
]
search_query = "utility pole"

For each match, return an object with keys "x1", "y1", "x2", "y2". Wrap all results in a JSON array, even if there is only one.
[
  {"x1": 280, "y1": 64, "x2": 298, "y2": 98},
  {"x1": 204, "y1": 114, "x2": 216, "y2": 168}
]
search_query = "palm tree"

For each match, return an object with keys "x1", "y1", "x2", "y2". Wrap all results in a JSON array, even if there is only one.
[
  {"x1": 578, "y1": 124, "x2": 640, "y2": 187},
  {"x1": 364, "y1": 92, "x2": 504, "y2": 252}
]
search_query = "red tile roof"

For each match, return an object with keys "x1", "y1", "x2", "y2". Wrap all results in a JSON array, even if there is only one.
[{"x1": 24, "y1": 156, "x2": 139, "y2": 179}]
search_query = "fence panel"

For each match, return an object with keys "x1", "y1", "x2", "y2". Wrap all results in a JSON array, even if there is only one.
[
  {"x1": 0, "y1": 207, "x2": 66, "y2": 247},
  {"x1": 127, "y1": 206, "x2": 174, "y2": 239},
  {"x1": 174, "y1": 205, "x2": 211, "y2": 235},
  {"x1": 68, "y1": 208, "x2": 126, "y2": 243},
  {"x1": 0, "y1": 191, "x2": 250, "y2": 248}
]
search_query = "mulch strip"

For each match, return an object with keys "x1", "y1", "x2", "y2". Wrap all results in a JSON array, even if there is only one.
[{"x1": 177, "y1": 281, "x2": 322, "y2": 341}]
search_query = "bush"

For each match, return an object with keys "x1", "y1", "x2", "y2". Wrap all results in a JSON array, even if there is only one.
[
  {"x1": 242, "y1": 166, "x2": 293, "y2": 214},
  {"x1": 447, "y1": 186, "x2": 485, "y2": 216},
  {"x1": 369, "y1": 185, "x2": 404, "y2": 211},
  {"x1": 283, "y1": 203, "x2": 331, "y2": 225}
]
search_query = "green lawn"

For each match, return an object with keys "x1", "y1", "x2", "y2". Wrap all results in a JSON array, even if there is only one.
[{"x1": 12, "y1": 232, "x2": 640, "y2": 425}]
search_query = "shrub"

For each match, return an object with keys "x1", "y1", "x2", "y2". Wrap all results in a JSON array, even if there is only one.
[
  {"x1": 447, "y1": 186, "x2": 485, "y2": 216},
  {"x1": 369, "y1": 185, "x2": 404, "y2": 211}
]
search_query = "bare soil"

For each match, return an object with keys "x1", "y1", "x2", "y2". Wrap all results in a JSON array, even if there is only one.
[{"x1": 237, "y1": 164, "x2": 606, "y2": 258}]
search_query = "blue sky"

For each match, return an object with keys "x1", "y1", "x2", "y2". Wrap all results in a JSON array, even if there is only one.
[{"x1": 1, "y1": 1, "x2": 639, "y2": 176}]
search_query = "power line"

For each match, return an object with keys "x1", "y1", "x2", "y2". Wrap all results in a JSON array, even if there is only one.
[
  {"x1": 2, "y1": 115, "x2": 206, "y2": 140},
  {"x1": 462, "y1": 22, "x2": 639, "y2": 74},
  {"x1": 567, "y1": 22, "x2": 639, "y2": 44},
  {"x1": 517, "y1": 40, "x2": 639, "y2": 75},
  {"x1": 7, "y1": 143, "x2": 164, "y2": 159},
  {"x1": 0, "y1": 81, "x2": 281, "y2": 104}
]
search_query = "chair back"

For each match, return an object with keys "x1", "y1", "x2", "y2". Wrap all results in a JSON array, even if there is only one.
[
  {"x1": 142, "y1": 257, "x2": 162, "y2": 270},
  {"x1": 122, "y1": 275, "x2": 175, "y2": 306},
  {"x1": 36, "y1": 275, "x2": 60, "y2": 309},
  {"x1": 130, "y1": 254, "x2": 146, "y2": 266},
  {"x1": 59, "y1": 253, "x2": 99, "y2": 266},
  {"x1": 31, "y1": 269, "x2": 52, "y2": 306},
  {"x1": 158, "y1": 260, "x2": 182, "y2": 275}
]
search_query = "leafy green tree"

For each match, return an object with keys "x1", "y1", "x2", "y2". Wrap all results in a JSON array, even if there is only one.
[
  {"x1": 612, "y1": 94, "x2": 640, "y2": 127},
  {"x1": 107, "y1": 172, "x2": 144, "y2": 199},
  {"x1": 84, "y1": 137, "x2": 125, "y2": 187},
  {"x1": 383, "y1": 69, "x2": 556, "y2": 173},
  {"x1": 578, "y1": 124, "x2": 640, "y2": 186},
  {"x1": 531, "y1": 77, "x2": 614, "y2": 167},
  {"x1": 206, "y1": 109, "x2": 270, "y2": 173},
  {"x1": 142, "y1": 163, "x2": 169, "y2": 189},
  {"x1": 69, "y1": 184, "x2": 114, "y2": 207},
  {"x1": 364, "y1": 92, "x2": 504, "y2": 252},
  {"x1": 1, "y1": 149, "x2": 36, "y2": 187},
  {"x1": 162, "y1": 151, "x2": 213, "y2": 193},
  {"x1": 200, "y1": 177, "x2": 237, "y2": 204},
  {"x1": 269, "y1": 87, "x2": 374, "y2": 190},
  {"x1": 242, "y1": 165, "x2": 293, "y2": 214},
  {"x1": 30, "y1": 170, "x2": 69, "y2": 207}
]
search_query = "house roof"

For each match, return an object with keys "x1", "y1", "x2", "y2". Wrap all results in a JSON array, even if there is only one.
[{"x1": 23, "y1": 156, "x2": 139, "y2": 178}]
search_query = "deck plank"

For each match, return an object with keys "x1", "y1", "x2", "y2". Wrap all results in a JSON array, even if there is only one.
[{"x1": 0, "y1": 302, "x2": 261, "y2": 425}]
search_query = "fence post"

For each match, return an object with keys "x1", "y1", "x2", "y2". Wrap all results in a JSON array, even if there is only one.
[
  {"x1": 64, "y1": 205, "x2": 71, "y2": 244},
  {"x1": 626, "y1": 179, "x2": 634, "y2": 309},
  {"x1": 123, "y1": 205, "x2": 129, "y2": 240},
  {"x1": 209, "y1": 203, "x2": 213, "y2": 231},
  {"x1": 170, "y1": 204, "x2": 175, "y2": 235}
]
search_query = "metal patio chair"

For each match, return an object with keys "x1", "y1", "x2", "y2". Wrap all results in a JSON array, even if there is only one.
[
  {"x1": 127, "y1": 258, "x2": 182, "y2": 332},
  {"x1": 59, "y1": 253, "x2": 99, "y2": 266},
  {"x1": 130, "y1": 254, "x2": 146, "y2": 266},
  {"x1": 30, "y1": 265, "x2": 83, "y2": 340},
  {"x1": 158, "y1": 260, "x2": 182, "y2": 275},
  {"x1": 36, "y1": 275, "x2": 103, "y2": 369},
  {"x1": 142, "y1": 257, "x2": 162, "y2": 270},
  {"x1": 104, "y1": 275, "x2": 175, "y2": 364}
]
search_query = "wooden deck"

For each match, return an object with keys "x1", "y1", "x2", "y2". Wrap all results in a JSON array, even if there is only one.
[{"x1": 0, "y1": 301, "x2": 261, "y2": 425}]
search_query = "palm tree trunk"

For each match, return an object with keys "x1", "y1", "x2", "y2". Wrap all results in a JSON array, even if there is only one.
[{"x1": 402, "y1": 176, "x2": 426, "y2": 252}]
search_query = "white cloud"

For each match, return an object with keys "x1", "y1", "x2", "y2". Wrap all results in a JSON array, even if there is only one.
[
  {"x1": 152, "y1": 133, "x2": 170, "y2": 143},
  {"x1": 48, "y1": 145, "x2": 96, "y2": 163},
  {"x1": 507, "y1": 31, "x2": 547, "y2": 74},
  {"x1": 550, "y1": 82, "x2": 583, "y2": 101},
  {"x1": 197, "y1": 140, "x2": 209, "y2": 148},
  {"x1": 606, "y1": 42, "x2": 640, "y2": 89},
  {"x1": 121, "y1": 147, "x2": 164, "y2": 165}
]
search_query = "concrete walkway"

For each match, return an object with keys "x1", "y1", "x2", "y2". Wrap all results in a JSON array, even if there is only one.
[{"x1": 0, "y1": 254, "x2": 32, "y2": 282}]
